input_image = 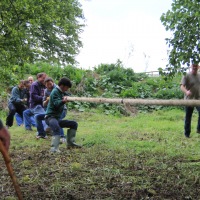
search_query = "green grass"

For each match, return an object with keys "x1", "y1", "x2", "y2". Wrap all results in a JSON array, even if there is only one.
[{"x1": 1, "y1": 108, "x2": 200, "y2": 199}]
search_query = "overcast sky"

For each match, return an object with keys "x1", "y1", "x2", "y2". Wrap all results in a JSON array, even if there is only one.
[{"x1": 77, "y1": 0, "x2": 173, "y2": 72}]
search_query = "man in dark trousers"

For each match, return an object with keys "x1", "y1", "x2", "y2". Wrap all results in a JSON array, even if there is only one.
[
  {"x1": 45, "y1": 77, "x2": 81, "y2": 152},
  {"x1": 6, "y1": 80, "x2": 27, "y2": 128},
  {"x1": 180, "y1": 64, "x2": 200, "y2": 138}
]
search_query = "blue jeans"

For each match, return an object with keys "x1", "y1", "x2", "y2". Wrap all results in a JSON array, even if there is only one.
[
  {"x1": 23, "y1": 105, "x2": 45, "y2": 130},
  {"x1": 23, "y1": 109, "x2": 36, "y2": 129},
  {"x1": 45, "y1": 116, "x2": 77, "y2": 136},
  {"x1": 184, "y1": 106, "x2": 200, "y2": 136},
  {"x1": 35, "y1": 110, "x2": 67, "y2": 137},
  {"x1": 15, "y1": 113, "x2": 23, "y2": 126},
  {"x1": 34, "y1": 114, "x2": 46, "y2": 136}
]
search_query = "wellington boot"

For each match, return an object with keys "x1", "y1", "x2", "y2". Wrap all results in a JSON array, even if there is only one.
[
  {"x1": 67, "y1": 129, "x2": 82, "y2": 149},
  {"x1": 50, "y1": 135, "x2": 61, "y2": 153}
]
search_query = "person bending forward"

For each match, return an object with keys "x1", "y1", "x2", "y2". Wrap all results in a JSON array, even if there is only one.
[{"x1": 45, "y1": 77, "x2": 81, "y2": 152}]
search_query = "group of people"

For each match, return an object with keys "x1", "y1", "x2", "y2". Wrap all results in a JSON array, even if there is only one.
[
  {"x1": 1, "y1": 63, "x2": 200, "y2": 155},
  {"x1": 5, "y1": 73, "x2": 81, "y2": 152}
]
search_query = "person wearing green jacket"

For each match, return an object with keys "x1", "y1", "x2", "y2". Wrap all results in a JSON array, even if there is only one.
[{"x1": 45, "y1": 77, "x2": 81, "y2": 152}]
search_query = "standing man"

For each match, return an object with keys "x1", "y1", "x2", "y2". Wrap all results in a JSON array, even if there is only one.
[
  {"x1": 6, "y1": 80, "x2": 27, "y2": 128},
  {"x1": 45, "y1": 77, "x2": 81, "y2": 152},
  {"x1": 180, "y1": 64, "x2": 200, "y2": 138}
]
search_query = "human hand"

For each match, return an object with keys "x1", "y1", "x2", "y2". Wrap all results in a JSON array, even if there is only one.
[
  {"x1": 186, "y1": 90, "x2": 192, "y2": 97},
  {"x1": 62, "y1": 96, "x2": 68, "y2": 103}
]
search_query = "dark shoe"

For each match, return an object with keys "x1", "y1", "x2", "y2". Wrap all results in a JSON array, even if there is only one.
[
  {"x1": 197, "y1": 130, "x2": 200, "y2": 134},
  {"x1": 185, "y1": 134, "x2": 190, "y2": 138}
]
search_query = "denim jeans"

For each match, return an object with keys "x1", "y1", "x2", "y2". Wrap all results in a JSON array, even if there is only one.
[
  {"x1": 45, "y1": 116, "x2": 78, "y2": 136},
  {"x1": 35, "y1": 109, "x2": 67, "y2": 137},
  {"x1": 184, "y1": 106, "x2": 200, "y2": 136},
  {"x1": 23, "y1": 105, "x2": 45, "y2": 130},
  {"x1": 15, "y1": 113, "x2": 23, "y2": 126},
  {"x1": 34, "y1": 114, "x2": 46, "y2": 136}
]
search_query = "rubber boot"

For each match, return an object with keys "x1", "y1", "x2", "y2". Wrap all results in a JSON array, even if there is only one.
[
  {"x1": 50, "y1": 135, "x2": 61, "y2": 153},
  {"x1": 67, "y1": 129, "x2": 82, "y2": 149}
]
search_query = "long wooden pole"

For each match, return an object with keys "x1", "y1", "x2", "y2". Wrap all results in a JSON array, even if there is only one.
[
  {"x1": 0, "y1": 140, "x2": 23, "y2": 200},
  {"x1": 67, "y1": 97, "x2": 200, "y2": 106}
]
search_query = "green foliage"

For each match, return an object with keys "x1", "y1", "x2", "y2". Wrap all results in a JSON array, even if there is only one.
[
  {"x1": 0, "y1": 0, "x2": 84, "y2": 67},
  {"x1": 0, "y1": 61, "x2": 184, "y2": 113},
  {"x1": 160, "y1": 0, "x2": 200, "y2": 76}
]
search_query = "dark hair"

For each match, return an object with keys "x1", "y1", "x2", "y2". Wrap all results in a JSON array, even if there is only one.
[
  {"x1": 24, "y1": 80, "x2": 30, "y2": 85},
  {"x1": 36, "y1": 72, "x2": 46, "y2": 79},
  {"x1": 58, "y1": 77, "x2": 72, "y2": 88},
  {"x1": 44, "y1": 77, "x2": 54, "y2": 84},
  {"x1": 19, "y1": 80, "x2": 25, "y2": 85}
]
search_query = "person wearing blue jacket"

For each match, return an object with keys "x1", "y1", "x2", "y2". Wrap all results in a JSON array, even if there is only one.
[{"x1": 6, "y1": 80, "x2": 27, "y2": 128}]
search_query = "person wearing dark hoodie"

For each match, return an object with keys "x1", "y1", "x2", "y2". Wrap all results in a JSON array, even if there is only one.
[{"x1": 23, "y1": 72, "x2": 47, "y2": 132}]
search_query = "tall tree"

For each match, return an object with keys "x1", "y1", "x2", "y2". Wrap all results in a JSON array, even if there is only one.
[
  {"x1": 0, "y1": 0, "x2": 84, "y2": 67},
  {"x1": 160, "y1": 0, "x2": 200, "y2": 75}
]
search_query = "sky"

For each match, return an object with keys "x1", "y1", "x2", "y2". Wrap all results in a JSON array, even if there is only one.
[{"x1": 76, "y1": 0, "x2": 173, "y2": 72}]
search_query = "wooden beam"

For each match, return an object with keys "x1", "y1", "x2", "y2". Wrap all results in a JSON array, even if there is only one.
[{"x1": 67, "y1": 97, "x2": 200, "y2": 106}]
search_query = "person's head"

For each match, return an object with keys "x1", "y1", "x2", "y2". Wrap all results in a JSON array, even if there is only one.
[
  {"x1": 58, "y1": 77, "x2": 72, "y2": 92},
  {"x1": 37, "y1": 72, "x2": 47, "y2": 85},
  {"x1": 18, "y1": 80, "x2": 25, "y2": 89},
  {"x1": 191, "y1": 64, "x2": 199, "y2": 75},
  {"x1": 44, "y1": 77, "x2": 54, "y2": 90},
  {"x1": 24, "y1": 80, "x2": 31, "y2": 89},
  {"x1": 28, "y1": 76, "x2": 34, "y2": 84}
]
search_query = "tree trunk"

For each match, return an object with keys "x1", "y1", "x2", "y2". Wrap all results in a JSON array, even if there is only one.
[{"x1": 67, "y1": 97, "x2": 200, "y2": 106}]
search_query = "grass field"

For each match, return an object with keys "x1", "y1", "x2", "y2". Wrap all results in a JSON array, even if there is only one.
[{"x1": 1, "y1": 108, "x2": 200, "y2": 199}]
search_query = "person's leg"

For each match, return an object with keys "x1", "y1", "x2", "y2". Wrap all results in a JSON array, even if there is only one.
[
  {"x1": 6, "y1": 103, "x2": 16, "y2": 127},
  {"x1": 196, "y1": 106, "x2": 200, "y2": 133},
  {"x1": 45, "y1": 117, "x2": 61, "y2": 152},
  {"x1": 15, "y1": 113, "x2": 23, "y2": 126},
  {"x1": 59, "y1": 120, "x2": 81, "y2": 148},
  {"x1": 184, "y1": 106, "x2": 194, "y2": 137},
  {"x1": 23, "y1": 109, "x2": 34, "y2": 130},
  {"x1": 59, "y1": 110, "x2": 67, "y2": 139},
  {"x1": 30, "y1": 116, "x2": 36, "y2": 127},
  {"x1": 34, "y1": 114, "x2": 46, "y2": 138}
]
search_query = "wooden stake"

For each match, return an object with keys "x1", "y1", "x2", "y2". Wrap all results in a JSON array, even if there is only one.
[{"x1": 0, "y1": 139, "x2": 23, "y2": 200}]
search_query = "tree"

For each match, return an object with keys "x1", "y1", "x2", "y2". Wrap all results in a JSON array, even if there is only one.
[
  {"x1": 160, "y1": 0, "x2": 200, "y2": 76},
  {"x1": 0, "y1": 0, "x2": 84, "y2": 67}
]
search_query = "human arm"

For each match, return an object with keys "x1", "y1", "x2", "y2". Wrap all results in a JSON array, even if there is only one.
[
  {"x1": 180, "y1": 84, "x2": 192, "y2": 97},
  {"x1": 10, "y1": 87, "x2": 24, "y2": 104},
  {"x1": 43, "y1": 89, "x2": 50, "y2": 107}
]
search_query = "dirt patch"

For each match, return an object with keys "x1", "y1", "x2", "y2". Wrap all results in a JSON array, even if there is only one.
[{"x1": 1, "y1": 146, "x2": 200, "y2": 199}]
